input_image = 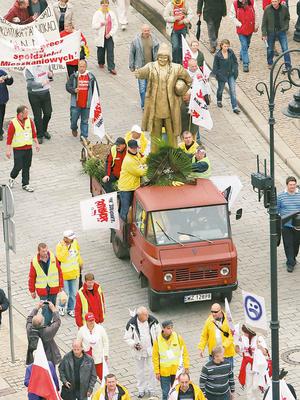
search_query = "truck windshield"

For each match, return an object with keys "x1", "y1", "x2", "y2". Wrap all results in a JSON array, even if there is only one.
[{"x1": 148, "y1": 205, "x2": 229, "y2": 245}]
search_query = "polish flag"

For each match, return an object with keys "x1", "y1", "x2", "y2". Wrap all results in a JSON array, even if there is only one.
[
  {"x1": 89, "y1": 85, "x2": 105, "y2": 139},
  {"x1": 28, "y1": 339, "x2": 61, "y2": 400}
]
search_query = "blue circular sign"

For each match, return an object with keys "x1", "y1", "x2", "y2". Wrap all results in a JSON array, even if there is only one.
[{"x1": 244, "y1": 295, "x2": 262, "y2": 321}]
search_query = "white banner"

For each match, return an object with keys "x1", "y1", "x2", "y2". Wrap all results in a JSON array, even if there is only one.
[
  {"x1": 0, "y1": 30, "x2": 80, "y2": 68},
  {"x1": 264, "y1": 380, "x2": 295, "y2": 400},
  {"x1": 89, "y1": 86, "x2": 105, "y2": 139},
  {"x1": 181, "y1": 35, "x2": 192, "y2": 70},
  {"x1": 0, "y1": 5, "x2": 59, "y2": 47},
  {"x1": 242, "y1": 290, "x2": 268, "y2": 332},
  {"x1": 80, "y1": 192, "x2": 119, "y2": 231},
  {"x1": 189, "y1": 76, "x2": 213, "y2": 130},
  {"x1": 210, "y1": 175, "x2": 243, "y2": 210}
]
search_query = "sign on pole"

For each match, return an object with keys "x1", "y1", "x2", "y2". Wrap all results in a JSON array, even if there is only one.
[{"x1": 242, "y1": 290, "x2": 268, "y2": 332}]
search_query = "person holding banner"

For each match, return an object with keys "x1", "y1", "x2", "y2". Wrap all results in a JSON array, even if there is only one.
[
  {"x1": 198, "y1": 303, "x2": 235, "y2": 368},
  {"x1": 152, "y1": 320, "x2": 190, "y2": 400},
  {"x1": 236, "y1": 324, "x2": 270, "y2": 400},
  {"x1": 190, "y1": 40, "x2": 204, "y2": 68},
  {"x1": 163, "y1": 0, "x2": 193, "y2": 64},
  {"x1": 0, "y1": 69, "x2": 14, "y2": 142},
  {"x1": 4, "y1": 0, "x2": 37, "y2": 24},
  {"x1": 92, "y1": 0, "x2": 118, "y2": 75},
  {"x1": 66, "y1": 59, "x2": 98, "y2": 139},
  {"x1": 53, "y1": 0, "x2": 75, "y2": 32},
  {"x1": 28, "y1": 0, "x2": 48, "y2": 17},
  {"x1": 169, "y1": 373, "x2": 206, "y2": 400}
]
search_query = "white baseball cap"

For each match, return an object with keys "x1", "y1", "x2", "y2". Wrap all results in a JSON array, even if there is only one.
[
  {"x1": 131, "y1": 124, "x2": 142, "y2": 134},
  {"x1": 63, "y1": 230, "x2": 76, "y2": 240}
]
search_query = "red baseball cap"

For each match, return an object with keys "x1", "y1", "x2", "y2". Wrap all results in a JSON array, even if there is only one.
[{"x1": 85, "y1": 312, "x2": 95, "y2": 322}]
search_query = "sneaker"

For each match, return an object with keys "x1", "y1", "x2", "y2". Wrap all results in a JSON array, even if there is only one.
[
  {"x1": 8, "y1": 178, "x2": 15, "y2": 188},
  {"x1": 99, "y1": 64, "x2": 105, "y2": 69},
  {"x1": 67, "y1": 310, "x2": 75, "y2": 317},
  {"x1": 22, "y1": 185, "x2": 34, "y2": 192},
  {"x1": 287, "y1": 264, "x2": 294, "y2": 273},
  {"x1": 44, "y1": 131, "x2": 51, "y2": 140},
  {"x1": 217, "y1": 101, "x2": 223, "y2": 108},
  {"x1": 109, "y1": 69, "x2": 117, "y2": 75},
  {"x1": 243, "y1": 65, "x2": 249, "y2": 72},
  {"x1": 121, "y1": 24, "x2": 126, "y2": 31},
  {"x1": 233, "y1": 108, "x2": 241, "y2": 114},
  {"x1": 58, "y1": 307, "x2": 65, "y2": 316},
  {"x1": 72, "y1": 129, "x2": 78, "y2": 137},
  {"x1": 38, "y1": 137, "x2": 43, "y2": 144}
]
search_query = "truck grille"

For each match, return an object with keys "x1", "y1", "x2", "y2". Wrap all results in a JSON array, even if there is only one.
[{"x1": 175, "y1": 268, "x2": 218, "y2": 281}]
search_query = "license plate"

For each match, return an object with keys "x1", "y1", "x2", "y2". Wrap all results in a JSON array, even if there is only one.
[{"x1": 184, "y1": 293, "x2": 212, "y2": 303}]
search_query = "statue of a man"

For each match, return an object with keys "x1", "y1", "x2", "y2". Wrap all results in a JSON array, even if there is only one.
[{"x1": 134, "y1": 43, "x2": 192, "y2": 152}]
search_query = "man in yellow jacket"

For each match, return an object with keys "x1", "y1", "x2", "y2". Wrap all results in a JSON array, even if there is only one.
[
  {"x1": 198, "y1": 303, "x2": 235, "y2": 367},
  {"x1": 125, "y1": 124, "x2": 149, "y2": 156},
  {"x1": 118, "y1": 139, "x2": 147, "y2": 222},
  {"x1": 178, "y1": 131, "x2": 198, "y2": 156},
  {"x1": 169, "y1": 372, "x2": 206, "y2": 400},
  {"x1": 92, "y1": 373, "x2": 131, "y2": 400},
  {"x1": 56, "y1": 230, "x2": 83, "y2": 318},
  {"x1": 152, "y1": 320, "x2": 189, "y2": 400}
]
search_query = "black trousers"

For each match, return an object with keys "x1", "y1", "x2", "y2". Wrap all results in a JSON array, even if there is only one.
[
  {"x1": 10, "y1": 148, "x2": 32, "y2": 186},
  {"x1": 97, "y1": 37, "x2": 115, "y2": 71},
  {"x1": 0, "y1": 103, "x2": 6, "y2": 135},
  {"x1": 67, "y1": 64, "x2": 78, "y2": 78},
  {"x1": 282, "y1": 226, "x2": 300, "y2": 266},
  {"x1": 28, "y1": 91, "x2": 52, "y2": 138}
]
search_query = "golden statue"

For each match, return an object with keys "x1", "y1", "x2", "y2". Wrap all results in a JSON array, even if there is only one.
[{"x1": 134, "y1": 43, "x2": 192, "y2": 152}]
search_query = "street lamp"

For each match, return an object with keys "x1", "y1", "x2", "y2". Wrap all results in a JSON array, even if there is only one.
[{"x1": 252, "y1": 49, "x2": 300, "y2": 400}]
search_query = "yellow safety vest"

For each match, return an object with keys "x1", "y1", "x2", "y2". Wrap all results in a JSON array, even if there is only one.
[
  {"x1": 78, "y1": 286, "x2": 105, "y2": 324},
  {"x1": 157, "y1": 332, "x2": 181, "y2": 370},
  {"x1": 60, "y1": 240, "x2": 80, "y2": 281},
  {"x1": 11, "y1": 117, "x2": 33, "y2": 148},
  {"x1": 32, "y1": 251, "x2": 59, "y2": 288},
  {"x1": 191, "y1": 155, "x2": 212, "y2": 179},
  {"x1": 178, "y1": 141, "x2": 199, "y2": 155}
]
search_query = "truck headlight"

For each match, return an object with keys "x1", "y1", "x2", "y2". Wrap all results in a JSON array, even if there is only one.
[
  {"x1": 164, "y1": 273, "x2": 173, "y2": 282},
  {"x1": 220, "y1": 267, "x2": 230, "y2": 276}
]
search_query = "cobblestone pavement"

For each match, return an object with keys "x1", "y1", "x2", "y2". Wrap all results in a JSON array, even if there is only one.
[{"x1": 0, "y1": 0, "x2": 300, "y2": 399}]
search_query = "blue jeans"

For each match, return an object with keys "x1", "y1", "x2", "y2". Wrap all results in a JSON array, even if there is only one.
[
  {"x1": 60, "y1": 279, "x2": 77, "y2": 312},
  {"x1": 70, "y1": 106, "x2": 90, "y2": 138},
  {"x1": 267, "y1": 31, "x2": 291, "y2": 68},
  {"x1": 40, "y1": 294, "x2": 57, "y2": 326},
  {"x1": 238, "y1": 34, "x2": 252, "y2": 66},
  {"x1": 160, "y1": 375, "x2": 175, "y2": 400},
  {"x1": 171, "y1": 27, "x2": 187, "y2": 64},
  {"x1": 138, "y1": 79, "x2": 147, "y2": 109},
  {"x1": 119, "y1": 191, "x2": 134, "y2": 221},
  {"x1": 216, "y1": 76, "x2": 238, "y2": 110}
]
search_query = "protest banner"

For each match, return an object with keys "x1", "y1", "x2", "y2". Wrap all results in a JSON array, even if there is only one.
[
  {"x1": 80, "y1": 192, "x2": 120, "y2": 231},
  {"x1": 89, "y1": 86, "x2": 105, "y2": 139},
  {"x1": 242, "y1": 290, "x2": 268, "y2": 333},
  {"x1": 0, "y1": 30, "x2": 81, "y2": 68},
  {"x1": 189, "y1": 76, "x2": 213, "y2": 130}
]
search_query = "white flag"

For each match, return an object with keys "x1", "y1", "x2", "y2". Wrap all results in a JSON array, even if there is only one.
[
  {"x1": 242, "y1": 290, "x2": 268, "y2": 332},
  {"x1": 89, "y1": 85, "x2": 105, "y2": 139},
  {"x1": 264, "y1": 380, "x2": 296, "y2": 400},
  {"x1": 210, "y1": 175, "x2": 243, "y2": 210},
  {"x1": 80, "y1": 192, "x2": 119, "y2": 230},
  {"x1": 168, "y1": 350, "x2": 184, "y2": 399},
  {"x1": 224, "y1": 297, "x2": 235, "y2": 333},
  {"x1": 189, "y1": 76, "x2": 213, "y2": 130},
  {"x1": 181, "y1": 35, "x2": 192, "y2": 70}
]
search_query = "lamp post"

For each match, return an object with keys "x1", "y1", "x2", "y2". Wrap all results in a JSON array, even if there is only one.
[{"x1": 253, "y1": 50, "x2": 300, "y2": 400}]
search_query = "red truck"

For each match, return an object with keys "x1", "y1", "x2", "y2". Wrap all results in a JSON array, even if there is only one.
[{"x1": 110, "y1": 178, "x2": 241, "y2": 311}]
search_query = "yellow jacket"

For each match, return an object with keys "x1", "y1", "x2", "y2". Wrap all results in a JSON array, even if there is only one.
[
  {"x1": 198, "y1": 313, "x2": 235, "y2": 358},
  {"x1": 56, "y1": 239, "x2": 83, "y2": 280},
  {"x1": 178, "y1": 141, "x2": 199, "y2": 155},
  {"x1": 92, "y1": 384, "x2": 131, "y2": 400},
  {"x1": 152, "y1": 332, "x2": 190, "y2": 376},
  {"x1": 118, "y1": 152, "x2": 147, "y2": 191},
  {"x1": 125, "y1": 131, "x2": 148, "y2": 155},
  {"x1": 169, "y1": 383, "x2": 206, "y2": 400}
]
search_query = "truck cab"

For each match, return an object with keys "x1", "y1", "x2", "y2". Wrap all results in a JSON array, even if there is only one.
[{"x1": 111, "y1": 179, "x2": 240, "y2": 311}]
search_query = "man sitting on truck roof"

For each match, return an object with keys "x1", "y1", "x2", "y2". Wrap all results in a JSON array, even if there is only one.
[
  {"x1": 178, "y1": 131, "x2": 199, "y2": 156},
  {"x1": 118, "y1": 139, "x2": 147, "y2": 222},
  {"x1": 102, "y1": 137, "x2": 127, "y2": 193},
  {"x1": 190, "y1": 146, "x2": 211, "y2": 179}
]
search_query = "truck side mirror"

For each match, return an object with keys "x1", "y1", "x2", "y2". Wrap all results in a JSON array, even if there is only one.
[{"x1": 236, "y1": 208, "x2": 242, "y2": 220}]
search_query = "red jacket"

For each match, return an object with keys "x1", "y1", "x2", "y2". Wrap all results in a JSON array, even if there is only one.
[
  {"x1": 234, "y1": 0, "x2": 255, "y2": 36},
  {"x1": 7, "y1": 117, "x2": 37, "y2": 150},
  {"x1": 4, "y1": 2, "x2": 34, "y2": 24},
  {"x1": 75, "y1": 282, "x2": 105, "y2": 327},
  {"x1": 262, "y1": 0, "x2": 285, "y2": 9},
  {"x1": 28, "y1": 252, "x2": 63, "y2": 296},
  {"x1": 60, "y1": 30, "x2": 88, "y2": 66},
  {"x1": 106, "y1": 148, "x2": 127, "y2": 178}
]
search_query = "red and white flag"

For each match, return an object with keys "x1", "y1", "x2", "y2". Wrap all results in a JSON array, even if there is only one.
[
  {"x1": 181, "y1": 35, "x2": 192, "y2": 70},
  {"x1": 189, "y1": 77, "x2": 213, "y2": 130},
  {"x1": 28, "y1": 339, "x2": 61, "y2": 400},
  {"x1": 89, "y1": 85, "x2": 105, "y2": 139}
]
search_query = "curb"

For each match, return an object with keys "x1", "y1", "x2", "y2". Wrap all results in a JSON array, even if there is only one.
[{"x1": 131, "y1": 0, "x2": 300, "y2": 179}]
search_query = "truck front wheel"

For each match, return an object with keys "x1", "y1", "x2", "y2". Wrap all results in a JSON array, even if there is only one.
[
  {"x1": 111, "y1": 230, "x2": 129, "y2": 259},
  {"x1": 148, "y1": 287, "x2": 160, "y2": 312}
]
